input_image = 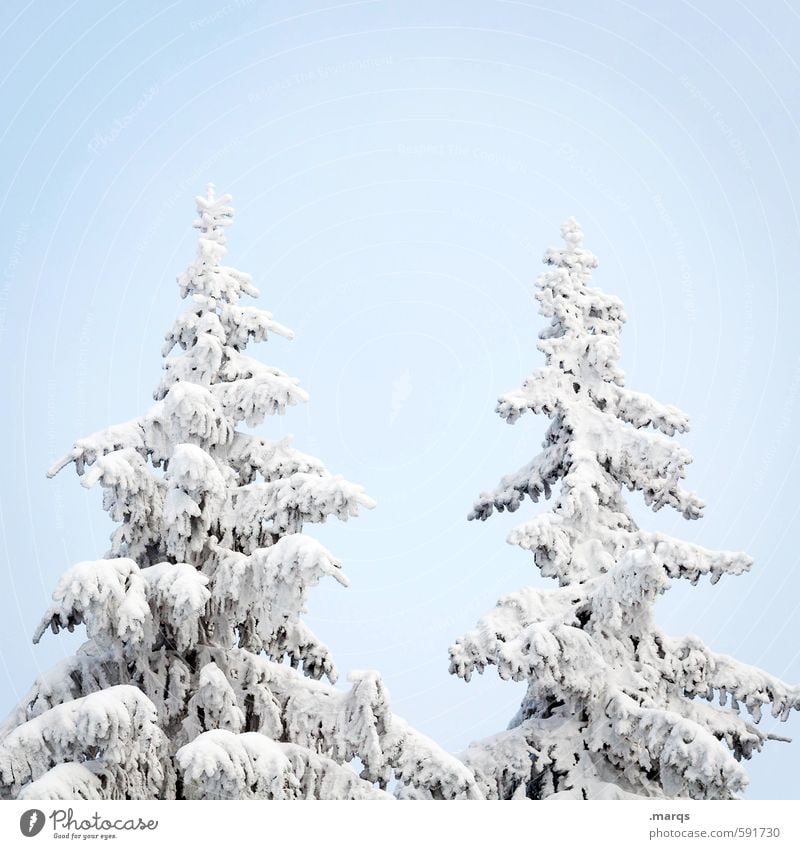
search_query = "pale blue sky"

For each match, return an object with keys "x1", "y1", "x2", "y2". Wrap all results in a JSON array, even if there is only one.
[{"x1": 1, "y1": 0, "x2": 799, "y2": 799}]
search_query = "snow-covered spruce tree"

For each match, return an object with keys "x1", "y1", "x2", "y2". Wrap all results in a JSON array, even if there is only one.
[
  {"x1": 0, "y1": 186, "x2": 481, "y2": 801},
  {"x1": 449, "y1": 219, "x2": 800, "y2": 800}
]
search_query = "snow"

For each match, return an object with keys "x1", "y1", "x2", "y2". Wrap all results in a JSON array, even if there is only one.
[
  {"x1": 141, "y1": 562, "x2": 210, "y2": 653},
  {"x1": 2, "y1": 185, "x2": 477, "y2": 801},
  {"x1": 17, "y1": 762, "x2": 106, "y2": 801},
  {"x1": 0, "y1": 686, "x2": 169, "y2": 800},
  {"x1": 227, "y1": 474, "x2": 375, "y2": 552},
  {"x1": 451, "y1": 219, "x2": 800, "y2": 800},
  {"x1": 176, "y1": 729, "x2": 389, "y2": 800},
  {"x1": 33, "y1": 559, "x2": 150, "y2": 655},
  {"x1": 207, "y1": 534, "x2": 346, "y2": 675},
  {"x1": 228, "y1": 433, "x2": 327, "y2": 484},
  {"x1": 10, "y1": 200, "x2": 798, "y2": 802}
]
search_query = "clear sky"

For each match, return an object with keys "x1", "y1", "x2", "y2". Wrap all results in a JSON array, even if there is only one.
[{"x1": 1, "y1": 0, "x2": 799, "y2": 799}]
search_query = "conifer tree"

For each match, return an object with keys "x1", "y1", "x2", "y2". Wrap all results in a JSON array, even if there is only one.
[
  {"x1": 449, "y1": 219, "x2": 799, "y2": 800},
  {"x1": 0, "y1": 186, "x2": 480, "y2": 801}
]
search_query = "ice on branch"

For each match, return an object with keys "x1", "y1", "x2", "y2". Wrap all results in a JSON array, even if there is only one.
[
  {"x1": 176, "y1": 729, "x2": 388, "y2": 800},
  {"x1": 207, "y1": 534, "x2": 346, "y2": 675},
  {"x1": 0, "y1": 687, "x2": 169, "y2": 800},
  {"x1": 141, "y1": 562, "x2": 210, "y2": 653},
  {"x1": 17, "y1": 762, "x2": 107, "y2": 801},
  {"x1": 33, "y1": 559, "x2": 150, "y2": 655},
  {"x1": 227, "y1": 474, "x2": 375, "y2": 552},
  {"x1": 164, "y1": 443, "x2": 227, "y2": 563}
]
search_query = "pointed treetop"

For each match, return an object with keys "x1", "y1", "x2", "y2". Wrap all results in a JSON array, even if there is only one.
[
  {"x1": 561, "y1": 216, "x2": 583, "y2": 247},
  {"x1": 542, "y1": 216, "x2": 598, "y2": 280},
  {"x1": 194, "y1": 182, "x2": 234, "y2": 248}
]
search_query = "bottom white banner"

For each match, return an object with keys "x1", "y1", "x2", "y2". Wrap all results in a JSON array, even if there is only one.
[{"x1": 1, "y1": 799, "x2": 797, "y2": 848}]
